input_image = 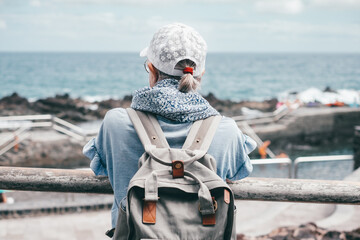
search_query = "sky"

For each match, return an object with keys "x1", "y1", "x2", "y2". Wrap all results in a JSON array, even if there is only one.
[{"x1": 0, "y1": 0, "x2": 359, "y2": 52}]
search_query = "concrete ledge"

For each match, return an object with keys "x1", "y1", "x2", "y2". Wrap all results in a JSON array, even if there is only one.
[{"x1": 253, "y1": 107, "x2": 360, "y2": 149}]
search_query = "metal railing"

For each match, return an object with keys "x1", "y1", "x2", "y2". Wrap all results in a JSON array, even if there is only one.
[
  {"x1": 294, "y1": 155, "x2": 354, "y2": 178},
  {"x1": 0, "y1": 114, "x2": 96, "y2": 156},
  {"x1": 0, "y1": 166, "x2": 359, "y2": 204},
  {"x1": 251, "y1": 158, "x2": 292, "y2": 178},
  {"x1": 232, "y1": 104, "x2": 291, "y2": 125},
  {"x1": 249, "y1": 155, "x2": 354, "y2": 179}
]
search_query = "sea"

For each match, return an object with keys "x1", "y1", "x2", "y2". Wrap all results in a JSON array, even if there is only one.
[
  {"x1": 0, "y1": 52, "x2": 359, "y2": 102},
  {"x1": 0, "y1": 52, "x2": 359, "y2": 179}
]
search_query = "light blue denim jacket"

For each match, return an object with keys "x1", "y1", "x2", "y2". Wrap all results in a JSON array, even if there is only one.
[{"x1": 83, "y1": 108, "x2": 256, "y2": 228}]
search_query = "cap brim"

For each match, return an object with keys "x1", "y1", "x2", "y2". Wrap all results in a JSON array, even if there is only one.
[{"x1": 140, "y1": 47, "x2": 148, "y2": 57}]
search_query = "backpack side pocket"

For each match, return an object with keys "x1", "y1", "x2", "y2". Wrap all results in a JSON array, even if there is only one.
[{"x1": 113, "y1": 201, "x2": 129, "y2": 240}]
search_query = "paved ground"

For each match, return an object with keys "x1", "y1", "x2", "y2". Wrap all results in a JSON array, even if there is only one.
[
  {"x1": 0, "y1": 210, "x2": 111, "y2": 240},
  {"x1": 1, "y1": 199, "x2": 360, "y2": 239},
  {"x1": 0, "y1": 191, "x2": 113, "y2": 214}
]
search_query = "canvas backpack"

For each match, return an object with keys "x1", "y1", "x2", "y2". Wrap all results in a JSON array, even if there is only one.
[{"x1": 113, "y1": 109, "x2": 237, "y2": 240}]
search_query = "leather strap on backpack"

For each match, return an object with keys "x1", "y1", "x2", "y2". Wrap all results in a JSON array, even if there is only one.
[
  {"x1": 127, "y1": 108, "x2": 171, "y2": 225},
  {"x1": 182, "y1": 115, "x2": 222, "y2": 226}
]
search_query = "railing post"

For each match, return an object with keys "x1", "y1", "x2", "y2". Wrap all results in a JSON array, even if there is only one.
[
  {"x1": 50, "y1": 114, "x2": 55, "y2": 129},
  {"x1": 354, "y1": 126, "x2": 360, "y2": 170}
]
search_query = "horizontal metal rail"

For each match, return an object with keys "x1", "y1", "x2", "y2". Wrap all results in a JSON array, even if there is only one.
[
  {"x1": 0, "y1": 114, "x2": 53, "y2": 121},
  {"x1": 294, "y1": 155, "x2": 354, "y2": 178},
  {"x1": 0, "y1": 167, "x2": 359, "y2": 204},
  {"x1": 52, "y1": 125, "x2": 85, "y2": 142},
  {"x1": 251, "y1": 158, "x2": 292, "y2": 178},
  {"x1": 251, "y1": 158, "x2": 291, "y2": 165},
  {"x1": 232, "y1": 105, "x2": 289, "y2": 123},
  {"x1": 53, "y1": 117, "x2": 85, "y2": 135},
  {"x1": 0, "y1": 115, "x2": 98, "y2": 156}
]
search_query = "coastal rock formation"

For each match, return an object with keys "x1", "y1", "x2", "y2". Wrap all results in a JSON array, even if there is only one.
[
  {"x1": 204, "y1": 93, "x2": 277, "y2": 115},
  {"x1": 253, "y1": 107, "x2": 360, "y2": 157},
  {"x1": 238, "y1": 223, "x2": 360, "y2": 240},
  {"x1": 0, "y1": 93, "x2": 36, "y2": 116},
  {"x1": 0, "y1": 92, "x2": 277, "y2": 123}
]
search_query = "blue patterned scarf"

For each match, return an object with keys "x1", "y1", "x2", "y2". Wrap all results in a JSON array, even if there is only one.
[{"x1": 131, "y1": 79, "x2": 219, "y2": 122}]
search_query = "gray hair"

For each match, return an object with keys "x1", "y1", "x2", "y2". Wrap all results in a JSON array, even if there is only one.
[{"x1": 157, "y1": 59, "x2": 201, "y2": 93}]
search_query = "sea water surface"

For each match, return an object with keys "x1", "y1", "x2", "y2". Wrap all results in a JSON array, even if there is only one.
[
  {"x1": 1, "y1": 52, "x2": 359, "y2": 101},
  {"x1": 1, "y1": 52, "x2": 359, "y2": 179}
]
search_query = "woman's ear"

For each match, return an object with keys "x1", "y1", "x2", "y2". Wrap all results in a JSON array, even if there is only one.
[
  {"x1": 148, "y1": 62, "x2": 159, "y2": 87},
  {"x1": 148, "y1": 62, "x2": 158, "y2": 77}
]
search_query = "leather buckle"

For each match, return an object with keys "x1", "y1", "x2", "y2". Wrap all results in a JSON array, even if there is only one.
[
  {"x1": 172, "y1": 160, "x2": 184, "y2": 178},
  {"x1": 199, "y1": 197, "x2": 217, "y2": 212},
  {"x1": 200, "y1": 197, "x2": 217, "y2": 226}
]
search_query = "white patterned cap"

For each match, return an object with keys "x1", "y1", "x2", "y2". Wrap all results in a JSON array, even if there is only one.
[{"x1": 140, "y1": 23, "x2": 207, "y2": 77}]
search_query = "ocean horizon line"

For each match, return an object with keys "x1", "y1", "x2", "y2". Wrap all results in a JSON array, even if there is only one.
[{"x1": 1, "y1": 51, "x2": 359, "y2": 55}]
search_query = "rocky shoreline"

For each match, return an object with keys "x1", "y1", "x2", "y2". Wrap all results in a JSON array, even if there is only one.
[
  {"x1": 0, "y1": 92, "x2": 277, "y2": 168},
  {"x1": 242, "y1": 223, "x2": 360, "y2": 240},
  {"x1": 0, "y1": 92, "x2": 278, "y2": 123},
  {"x1": 1, "y1": 92, "x2": 360, "y2": 168}
]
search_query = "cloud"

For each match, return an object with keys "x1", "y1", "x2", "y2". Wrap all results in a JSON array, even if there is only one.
[
  {"x1": 255, "y1": 0, "x2": 304, "y2": 14},
  {"x1": 309, "y1": 0, "x2": 360, "y2": 8},
  {"x1": 249, "y1": 21, "x2": 359, "y2": 40},
  {"x1": 0, "y1": 19, "x2": 7, "y2": 29},
  {"x1": 30, "y1": 0, "x2": 42, "y2": 7},
  {"x1": 51, "y1": 0, "x2": 170, "y2": 5},
  {"x1": 1, "y1": 12, "x2": 166, "y2": 40}
]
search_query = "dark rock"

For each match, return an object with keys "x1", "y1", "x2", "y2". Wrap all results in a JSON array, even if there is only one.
[
  {"x1": 33, "y1": 96, "x2": 82, "y2": 114},
  {"x1": 123, "y1": 94, "x2": 133, "y2": 102},
  {"x1": 0, "y1": 92, "x2": 29, "y2": 106},
  {"x1": 0, "y1": 92, "x2": 278, "y2": 122},
  {"x1": 345, "y1": 227, "x2": 360, "y2": 240},
  {"x1": 324, "y1": 86, "x2": 337, "y2": 93},
  {"x1": 55, "y1": 93, "x2": 70, "y2": 99},
  {"x1": 253, "y1": 223, "x2": 357, "y2": 240},
  {"x1": 0, "y1": 92, "x2": 35, "y2": 116},
  {"x1": 0, "y1": 93, "x2": 135, "y2": 123},
  {"x1": 204, "y1": 92, "x2": 278, "y2": 116},
  {"x1": 98, "y1": 99, "x2": 123, "y2": 109},
  {"x1": 322, "y1": 231, "x2": 345, "y2": 240},
  {"x1": 293, "y1": 223, "x2": 318, "y2": 239},
  {"x1": 345, "y1": 228, "x2": 360, "y2": 240}
]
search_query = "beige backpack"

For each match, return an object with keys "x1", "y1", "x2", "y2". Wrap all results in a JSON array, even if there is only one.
[{"x1": 113, "y1": 109, "x2": 236, "y2": 240}]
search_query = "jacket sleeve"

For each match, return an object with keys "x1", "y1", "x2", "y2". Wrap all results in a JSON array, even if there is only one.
[
  {"x1": 226, "y1": 127, "x2": 257, "y2": 181},
  {"x1": 83, "y1": 125, "x2": 108, "y2": 176}
]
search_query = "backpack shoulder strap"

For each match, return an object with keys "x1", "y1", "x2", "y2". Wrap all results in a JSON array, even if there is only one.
[
  {"x1": 182, "y1": 115, "x2": 222, "y2": 152},
  {"x1": 126, "y1": 108, "x2": 170, "y2": 149}
]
